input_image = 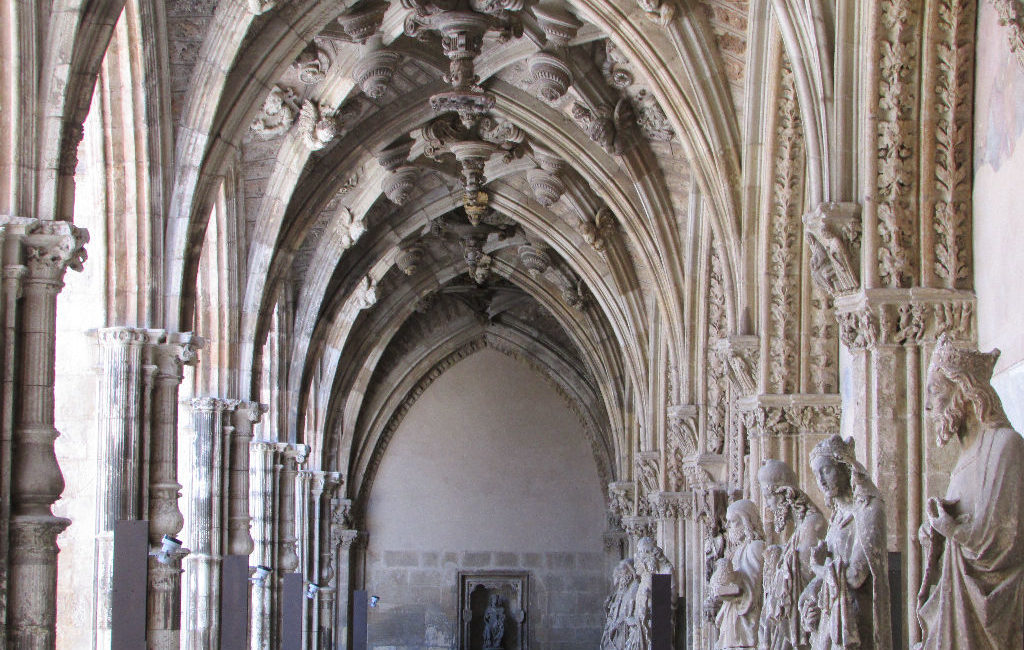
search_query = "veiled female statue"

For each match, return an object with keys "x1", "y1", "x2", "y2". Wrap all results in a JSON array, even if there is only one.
[{"x1": 798, "y1": 436, "x2": 890, "y2": 650}]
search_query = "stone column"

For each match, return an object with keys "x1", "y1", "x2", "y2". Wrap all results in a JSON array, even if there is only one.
[
  {"x1": 333, "y1": 528, "x2": 360, "y2": 649},
  {"x1": 0, "y1": 219, "x2": 87, "y2": 649},
  {"x1": 148, "y1": 332, "x2": 202, "y2": 650},
  {"x1": 227, "y1": 402, "x2": 264, "y2": 558},
  {"x1": 249, "y1": 441, "x2": 284, "y2": 650},
  {"x1": 90, "y1": 327, "x2": 149, "y2": 648},
  {"x1": 184, "y1": 397, "x2": 229, "y2": 649},
  {"x1": 298, "y1": 471, "x2": 340, "y2": 649}
]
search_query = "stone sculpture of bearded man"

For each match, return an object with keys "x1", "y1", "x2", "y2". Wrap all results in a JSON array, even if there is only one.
[
  {"x1": 758, "y1": 459, "x2": 826, "y2": 650},
  {"x1": 916, "y1": 335, "x2": 1024, "y2": 649}
]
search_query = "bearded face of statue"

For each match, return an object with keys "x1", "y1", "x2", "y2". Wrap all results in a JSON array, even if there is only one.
[{"x1": 926, "y1": 372, "x2": 967, "y2": 446}]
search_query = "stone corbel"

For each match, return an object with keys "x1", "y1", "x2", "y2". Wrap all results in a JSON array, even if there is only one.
[
  {"x1": 666, "y1": 404, "x2": 698, "y2": 491},
  {"x1": 803, "y1": 202, "x2": 861, "y2": 297},
  {"x1": 607, "y1": 481, "x2": 635, "y2": 523},
  {"x1": 714, "y1": 335, "x2": 759, "y2": 396}
]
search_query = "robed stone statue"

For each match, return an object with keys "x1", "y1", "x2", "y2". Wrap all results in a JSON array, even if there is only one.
[
  {"x1": 758, "y1": 459, "x2": 826, "y2": 650},
  {"x1": 916, "y1": 335, "x2": 1024, "y2": 649},
  {"x1": 705, "y1": 499, "x2": 765, "y2": 649},
  {"x1": 798, "y1": 435, "x2": 890, "y2": 650}
]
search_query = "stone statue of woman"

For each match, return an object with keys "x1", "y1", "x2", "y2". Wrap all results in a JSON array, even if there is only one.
[
  {"x1": 916, "y1": 335, "x2": 1024, "y2": 649},
  {"x1": 705, "y1": 499, "x2": 765, "y2": 649},
  {"x1": 625, "y1": 537, "x2": 673, "y2": 650},
  {"x1": 482, "y1": 593, "x2": 505, "y2": 649},
  {"x1": 798, "y1": 435, "x2": 890, "y2": 650}
]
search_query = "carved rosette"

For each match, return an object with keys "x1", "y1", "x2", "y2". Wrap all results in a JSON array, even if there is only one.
[
  {"x1": 834, "y1": 289, "x2": 976, "y2": 351},
  {"x1": 528, "y1": 52, "x2": 572, "y2": 102},
  {"x1": 665, "y1": 404, "x2": 698, "y2": 492},
  {"x1": 803, "y1": 202, "x2": 861, "y2": 297}
]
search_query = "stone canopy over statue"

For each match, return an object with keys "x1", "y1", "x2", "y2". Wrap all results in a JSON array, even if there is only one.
[{"x1": 916, "y1": 335, "x2": 1024, "y2": 649}]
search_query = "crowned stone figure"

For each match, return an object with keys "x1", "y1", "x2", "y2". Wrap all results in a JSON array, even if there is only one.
[
  {"x1": 916, "y1": 335, "x2": 1024, "y2": 649},
  {"x1": 625, "y1": 537, "x2": 673, "y2": 650},
  {"x1": 705, "y1": 499, "x2": 766, "y2": 649},
  {"x1": 758, "y1": 459, "x2": 826, "y2": 650},
  {"x1": 798, "y1": 436, "x2": 890, "y2": 650}
]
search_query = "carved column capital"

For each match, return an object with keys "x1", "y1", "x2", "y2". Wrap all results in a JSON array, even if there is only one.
[
  {"x1": 834, "y1": 288, "x2": 975, "y2": 350},
  {"x1": 736, "y1": 394, "x2": 842, "y2": 439},
  {"x1": 22, "y1": 220, "x2": 90, "y2": 280},
  {"x1": 803, "y1": 202, "x2": 861, "y2": 297},
  {"x1": 648, "y1": 490, "x2": 693, "y2": 520},
  {"x1": 620, "y1": 516, "x2": 656, "y2": 541},
  {"x1": 338, "y1": 529, "x2": 362, "y2": 551}
]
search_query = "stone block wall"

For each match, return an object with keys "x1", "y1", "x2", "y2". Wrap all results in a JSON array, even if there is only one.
[{"x1": 364, "y1": 548, "x2": 608, "y2": 650}]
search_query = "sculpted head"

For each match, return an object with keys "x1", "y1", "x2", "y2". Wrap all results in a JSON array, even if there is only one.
[
  {"x1": 758, "y1": 459, "x2": 800, "y2": 533},
  {"x1": 810, "y1": 435, "x2": 877, "y2": 508},
  {"x1": 725, "y1": 499, "x2": 764, "y2": 547},
  {"x1": 926, "y1": 335, "x2": 1010, "y2": 446}
]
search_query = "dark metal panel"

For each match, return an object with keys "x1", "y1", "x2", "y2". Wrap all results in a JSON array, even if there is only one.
[
  {"x1": 651, "y1": 573, "x2": 673, "y2": 650},
  {"x1": 352, "y1": 589, "x2": 368, "y2": 650},
  {"x1": 112, "y1": 520, "x2": 148, "y2": 649},
  {"x1": 282, "y1": 573, "x2": 303, "y2": 650},
  {"x1": 220, "y1": 555, "x2": 250, "y2": 650}
]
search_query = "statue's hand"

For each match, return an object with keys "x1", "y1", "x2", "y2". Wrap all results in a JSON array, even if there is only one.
[
  {"x1": 927, "y1": 497, "x2": 962, "y2": 538},
  {"x1": 798, "y1": 588, "x2": 821, "y2": 632},
  {"x1": 810, "y1": 540, "x2": 828, "y2": 567}
]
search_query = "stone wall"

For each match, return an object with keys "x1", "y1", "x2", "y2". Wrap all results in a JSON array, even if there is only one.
[
  {"x1": 364, "y1": 549, "x2": 606, "y2": 650},
  {"x1": 362, "y1": 350, "x2": 608, "y2": 650},
  {"x1": 974, "y1": 1, "x2": 1024, "y2": 430}
]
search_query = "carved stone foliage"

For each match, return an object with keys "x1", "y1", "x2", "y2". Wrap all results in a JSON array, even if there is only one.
[
  {"x1": 803, "y1": 202, "x2": 861, "y2": 297},
  {"x1": 992, "y1": 0, "x2": 1024, "y2": 67},
  {"x1": 738, "y1": 395, "x2": 842, "y2": 440},
  {"x1": 766, "y1": 63, "x2": 804, "y2": 394},
  {"x1": 834, "y1": 290, "x2": 975, "y2": 350},
  {"x1": 705, "y1": 240, "x2": 728, "y2": 455},
  {"x1": 875, "y1": 0, "x2": 921, "y2": 288},
  {"x1": 666, "y1": 404, "x2": 697, "y2": 492},
  {"x1": 596, "y1": 41, "x2": 675, "y2": 142},
  {"x1": 808, "y1": 283, "x2": 838, "y2": 394},
  {"x1": 929, "y1": 0, "x2": 975, "y2": 289},
  {"x1": 648, "y1": 490, "x2": 692, "y2": 520},
  {"x1": 249, "y1": 86, "x2": 297, "y2": 139}
]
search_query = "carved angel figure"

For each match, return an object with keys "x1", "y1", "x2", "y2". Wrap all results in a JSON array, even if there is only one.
[
  {"x1": 916, "y1": 335, "x2": 1024, "y2": 649},
  {"x1": 757, "y1": 459, "x2": 826, "y2": 650},
  {"x1": 798, "y1": 436, "x2": 890, "y2": 650},
  {"x1": 705, "y1": 499, "x2": 765, "y2": 649}
]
